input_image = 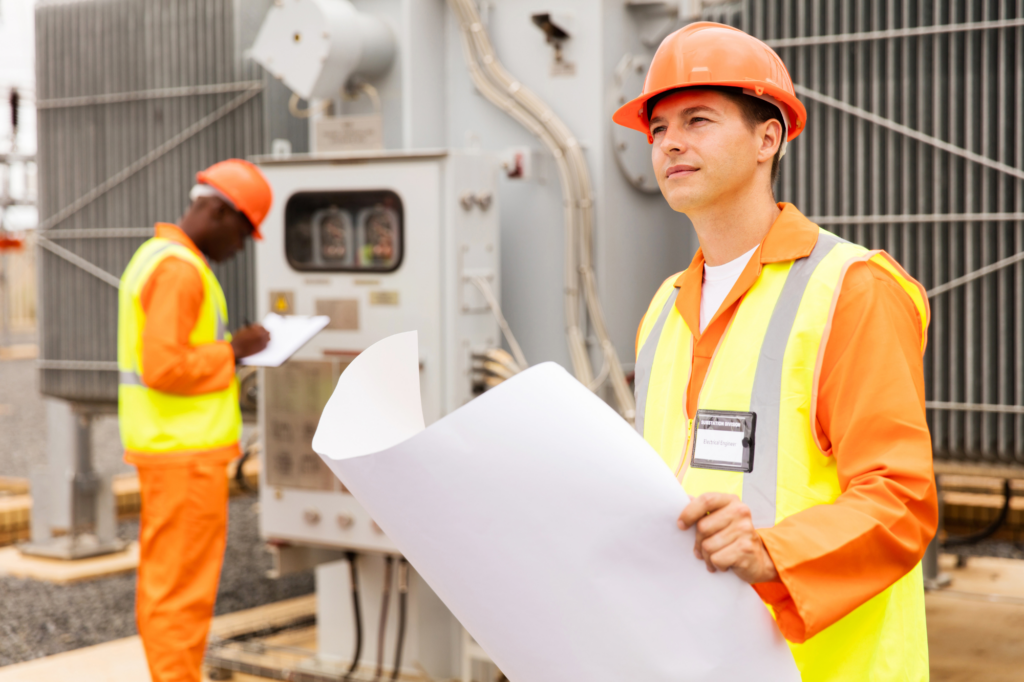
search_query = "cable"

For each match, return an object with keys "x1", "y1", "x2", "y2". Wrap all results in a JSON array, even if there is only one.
[
  {"x1": 345, "y1": 552, "x2": 364, "y2": 680},
  {"x1": 469, "y1": 276, "x2": 528, "y2": 371},
  {"x1": 390, "y1": 558, "x2": 409, "y2": 681},
  {"x1": 232, "y1": 425, "x2": 260, "y2": 494},
  {"x1": 448, "y1": 0, "x2": 636, "y2": 422},
  {"x1": 375, "y1": 556, "x2": 394, "y2": 680},
  {"x1": 943, "y1": 478, "x2": 1012, "y2": 547}
]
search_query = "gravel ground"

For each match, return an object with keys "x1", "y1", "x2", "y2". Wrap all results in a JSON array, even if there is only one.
[
  {"x1": 0, "y1": 495, "x2": 315, "y2": 666},
  {"x1": 0, "y1": 349, "x2": 315, "y2": 667}
]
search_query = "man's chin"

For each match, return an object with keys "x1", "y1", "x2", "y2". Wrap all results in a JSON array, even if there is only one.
[{"x1": 663, "y1": 190, "x2": 706, "y2": 215}]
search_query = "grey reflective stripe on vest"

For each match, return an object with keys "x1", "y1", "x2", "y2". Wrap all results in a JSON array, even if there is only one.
[
  {"x1": 119, "y1": 370, "x2": 146, "y2": 387},
  {"x1": 744, "y1": 232, "x2": 846, "y2": 529},
  {"x1": 215, "y1": 306, "x2": 226, "y2": 341},
  {"x1": 633, "y1": 290, "x2": 679, "y2": 437}
]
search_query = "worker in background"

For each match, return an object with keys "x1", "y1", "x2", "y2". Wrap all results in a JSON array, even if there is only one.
[
  {"x1": 614, "y1": 23, "x2": 937, "y2": 681},
  {"x1": 117, "y1": 159, "x2": 273, "y2": 682}
]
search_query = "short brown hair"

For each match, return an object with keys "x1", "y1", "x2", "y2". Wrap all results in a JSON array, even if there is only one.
[{"x1": 647, "y1": 86, "x2": 786, "y2": 187}]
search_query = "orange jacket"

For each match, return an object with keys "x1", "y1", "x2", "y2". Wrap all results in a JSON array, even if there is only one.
[
  {"x1": 124, "y1": 223, "x2": 238, "y2": 466},
  {"x1": 640, "y1": 203, "x2": 937, "y2": 642}
]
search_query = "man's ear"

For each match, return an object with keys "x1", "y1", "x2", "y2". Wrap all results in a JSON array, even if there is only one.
[{"x1": 757, "y1": 119, "x2": 783, "y2": 163}]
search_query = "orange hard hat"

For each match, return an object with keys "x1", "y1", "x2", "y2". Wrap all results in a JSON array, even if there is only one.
[
  {"x1": 613, "y1": 22, "x2": 807, "y2": 145},
  {"x1": 195, "y1": 159, "x2": 273, "y2": 240}
]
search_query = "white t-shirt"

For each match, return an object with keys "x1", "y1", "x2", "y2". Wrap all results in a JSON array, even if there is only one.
[{"x1": 700, "y1": 245, "x2": 759, "y2": 333}]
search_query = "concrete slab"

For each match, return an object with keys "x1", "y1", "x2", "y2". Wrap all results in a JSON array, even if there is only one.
[
  {"x1": 5, "y1": 554, "x2": 1024, "y2": 681},
  {"x1": 0, "y1": 636, "x2": 151, "y2": 682},
  {"x1": 928, "y1": 554, "x2": 1024, "y2": 682},
  {"x1": 0, "y1": 595, "x2": 316, "y2": 682},
  {"x1": 0, "y1": 542, "x2": 139, "y2": 583}
]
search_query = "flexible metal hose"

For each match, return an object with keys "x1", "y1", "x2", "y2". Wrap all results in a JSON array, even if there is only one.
[
  {"x1": 390, "y1": 558, "x2": 409, "y2": 680},
  {"x1": 448, "y1": 0, "x2": 637, "y2": 421},
  {"x1": 345, "y1": 552, "x2": 364, "y2": 680},
  {"x1": 374, "y1": 556, "x2": 393, "y2": 680}
]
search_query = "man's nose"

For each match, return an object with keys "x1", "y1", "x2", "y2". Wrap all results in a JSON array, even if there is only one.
[{"x1": 659, "y1": 126, "x2": 685, "y2": 155}]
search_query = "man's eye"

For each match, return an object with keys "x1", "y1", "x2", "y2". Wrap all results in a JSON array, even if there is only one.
[
  {"x1": 651, "y1": 125, "x2": 667, "y2": 136},
  {"x1": 690, "y1": 117, "x2": 708, "y2": 124}
]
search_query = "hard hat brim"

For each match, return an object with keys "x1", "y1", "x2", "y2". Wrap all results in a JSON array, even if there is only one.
[
  {"x1": 195, "y1": 173, "x2": 264, "y2": 241},
  {"x1": 613, "y1": 81, "x2": 808, "y2": 143}
]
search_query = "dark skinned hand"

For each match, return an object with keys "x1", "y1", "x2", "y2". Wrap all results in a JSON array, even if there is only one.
[
  {"x1": 677, "y1": 492, "x2": 780, "y2": 585},
  {"x1": 230, "y1": 324, "x2": 270, "y2": 360}
]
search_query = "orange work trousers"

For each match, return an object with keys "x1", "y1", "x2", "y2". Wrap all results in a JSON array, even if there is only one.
[{"x1": 136, "y1": 459, "x2": 229, "y2": 682}]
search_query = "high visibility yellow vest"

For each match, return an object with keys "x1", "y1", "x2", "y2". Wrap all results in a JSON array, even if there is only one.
[
  {"x1": 635, "y1": 230, "x2": 930, "y2": 681},
  {"x1": 117, "y1": 237, "x2": 240, "y2": 454}
]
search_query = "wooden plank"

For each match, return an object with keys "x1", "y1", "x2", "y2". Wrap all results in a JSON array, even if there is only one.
[
  {"x1": 0, "y1": 596, "x2": 318, "y2": 682},
  {"x1": 0, "y1": 636, "x2": 150, "y2": 682},
  {"x1": 0, "y1": 542, "x2": 139, "y2": 583},
  {"x1": 209, "y1": 594, "x2": 316, "y2": 640},
  {"x1": 934, "y1": 461, "x2": 1024, "y2": 480},
  {"x1": 0, "y1": 477, "x2": 29, "y2": 495}
]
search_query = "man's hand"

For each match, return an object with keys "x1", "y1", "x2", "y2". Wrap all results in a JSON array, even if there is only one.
[
  {"x1": 230, "y1": 324, "x2": 270, "y2": 360},
  {"x1": 677, "y1": 492, "x2": 780, "y2": 585}
]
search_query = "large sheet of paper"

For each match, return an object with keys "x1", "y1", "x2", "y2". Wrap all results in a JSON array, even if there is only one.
[
  {"x1": 312, "y1": 332, "x2": 799, "y2": 682},
  {"x1": 240, "y1": 313, "x2": 330, "y2": 367}
]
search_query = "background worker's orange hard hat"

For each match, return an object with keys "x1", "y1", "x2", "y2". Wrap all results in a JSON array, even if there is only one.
[
  {"x1": 196, "y1": 159, "x2": 273, "y2": 239},
  {"x1": 613, "y1": 22, "x2": 807, "y2": 143}
]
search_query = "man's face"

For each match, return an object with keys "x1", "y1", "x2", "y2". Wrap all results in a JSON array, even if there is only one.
[
  {"x1": 649, "y1": 89, "x2": 763, "y2": 214},
  {"x1": 201, "y1": 202, "x2": 253, "y2": 263}
]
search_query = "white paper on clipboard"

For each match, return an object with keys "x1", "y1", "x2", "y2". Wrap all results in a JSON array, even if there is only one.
[
  {"x1": 311, "y1": 331, "x2": 799, "y2": 682},
  {"x1": 239, "y1": 313, "x2": 330, "y2": 367}
]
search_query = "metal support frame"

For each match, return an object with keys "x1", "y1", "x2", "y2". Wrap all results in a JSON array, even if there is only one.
[
  {"x1": 36, "y1": 237, "x2": 122, "y2": 288},
  {"x1": 36, "y1": 80, "x2": 263, "y2": 109},
  {"x1": 21, "y1": 400, "x2": 125, "y2": 560},
  {"x1": 37, "y1": 83, "x2": 262, "y2": 233},
  {"x1": 43, "y1": 228, "x2": 154, "y2": 239},
  {"x1": 807, "y1": 212, "x2": 1024, "y2": 225},
  {"x1": 794, "y1": 84, "x2": 1024, "y2": 183},
  {"x1": 765, "y1": 17, "x2": 1024, "y2": 49},
  {"x1": 36, "y1": 359, "x2": 120, "y2": 371},
  {"x1": 32, "y1": 83, "x2": 264, "y2": 290}
]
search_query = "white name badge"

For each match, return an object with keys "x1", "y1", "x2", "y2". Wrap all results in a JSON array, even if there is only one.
[{"x1": 690, "y1": 409, "x2": 756, "y2": 473}]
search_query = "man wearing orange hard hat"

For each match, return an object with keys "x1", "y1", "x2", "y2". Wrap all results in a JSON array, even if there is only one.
[
  {"x1": 117, "y1": 159, "x2": 273, "y2": 682},
  {"x1": 617, "y1": 23, "x2": 936, "y2": 680}
]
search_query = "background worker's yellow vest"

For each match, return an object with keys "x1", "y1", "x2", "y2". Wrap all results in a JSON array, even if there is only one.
[
  {"x1": 117, "y1": 238, "x2": 240, "y2": 454},
  {"x1": 635, "y1": 230, "x2": 930, "y2": 682}
]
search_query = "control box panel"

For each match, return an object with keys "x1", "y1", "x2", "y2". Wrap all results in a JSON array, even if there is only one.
[{"x1": 255, "y1": 151, "x2": 500, "y2": 552}]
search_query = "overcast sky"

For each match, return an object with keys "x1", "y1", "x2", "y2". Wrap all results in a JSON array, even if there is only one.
[
  {"x1": 0, "y1": 0, "x2": 36, "y2": 154},
  {"x1": 0, "y1": 0, "x2": 36, "y2": 229}
]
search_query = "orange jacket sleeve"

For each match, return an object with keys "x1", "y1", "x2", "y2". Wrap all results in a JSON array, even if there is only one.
[
  {"x1": 139, "y1": 257, "x2": 236, "y2": 395},
  {"x1": 752, "y1": 260, "x2": 938, "y2": 643}
]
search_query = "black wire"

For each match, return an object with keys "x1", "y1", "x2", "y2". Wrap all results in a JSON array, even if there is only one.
[
  {"x1": 944, "y1": 478, "x2": 1012, "y2": 548},
  {"x1": 234, "y1": 446, "x2": 253, "y2": 494},
  {"x1": 375, "y1": 556, "x2": 393, "y2": 680},
  {"x1": 345, "y1": 552, "x2": 363, "y2": 680},
  {"x1": 390, "y1": 558, "x2": 408, "y2": 681}
]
